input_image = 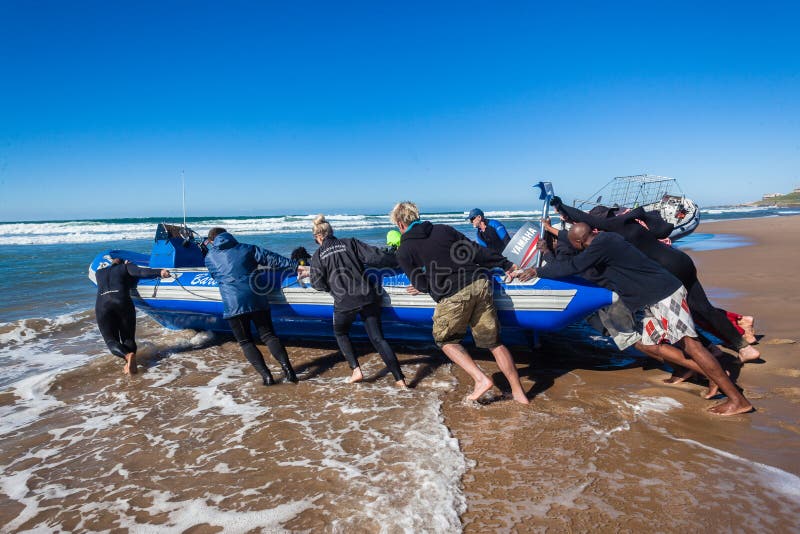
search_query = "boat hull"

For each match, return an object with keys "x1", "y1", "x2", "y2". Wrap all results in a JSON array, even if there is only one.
[{"x1": 90, "y1": 250, "x2": 614, "y2": 344}]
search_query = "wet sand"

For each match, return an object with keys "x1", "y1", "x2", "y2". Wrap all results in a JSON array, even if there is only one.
[
  {"x1": 443, "y1": 215, "x2": 800, "y2": 531},
  {"x1": 0, "y1": 335, "x2": 474, "y2": 531}
]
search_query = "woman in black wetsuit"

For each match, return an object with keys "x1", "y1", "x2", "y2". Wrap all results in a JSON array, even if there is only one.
[
  {"x1": 303, "y1": 215, "x2": 407, "y2": 387},
  {"x1": 552, "y1": 199, "x2": 760, "y2": 363},
  {"x1": 95, "y1": 258, "x2": 171, "y2": 374}
]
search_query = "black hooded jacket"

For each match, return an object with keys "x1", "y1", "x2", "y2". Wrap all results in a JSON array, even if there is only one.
[
  {"x1": 396, "y1": 221, "x2": 513, "y2": 302},
  {"x1": 311, "y1": 236, "x2": 398, "y2": 312}
]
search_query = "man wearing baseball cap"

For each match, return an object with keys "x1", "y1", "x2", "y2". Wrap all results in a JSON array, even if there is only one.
[{"x1": 467, "y1": 208, "x2": 511, "y2": 254}]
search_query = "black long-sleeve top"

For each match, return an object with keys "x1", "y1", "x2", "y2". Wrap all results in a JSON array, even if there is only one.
[
  {"x1": 95, "y1": 263, "x2": 163, "y2": 302},
  {"x1": 537, "y1": 232, "x2": 681, "y2": 312},
  {"x1": 311, "y1": 236, "x2": 399, "y2": 312},
  {"x1": 543, "y1": 229, "x2": 606, "y2": 287},
  {"x1": 396, "y1": 221, "x2": 512, "y2": 302}
]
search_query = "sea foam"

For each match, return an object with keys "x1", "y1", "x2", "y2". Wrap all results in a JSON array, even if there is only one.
[{"x1": 0, "y1": 211, "x2": 543, "y2": 245}]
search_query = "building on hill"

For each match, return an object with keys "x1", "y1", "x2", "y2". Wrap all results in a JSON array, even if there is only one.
[{"x1": 763, "y1": 193, "x2": 782, "y2": 200}]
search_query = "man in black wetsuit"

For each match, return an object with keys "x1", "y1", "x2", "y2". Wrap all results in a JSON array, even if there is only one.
[
  {"x1": 512, "y1": 223, "x2": 753, "y2": 416},
  {"x1": 94, "y1": 258, "x2": 171, "y2": 374}
]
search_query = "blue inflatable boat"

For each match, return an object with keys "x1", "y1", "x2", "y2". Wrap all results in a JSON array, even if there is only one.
[{"x1": 88, "y1": 221, "x2": 614, "y2": 345}]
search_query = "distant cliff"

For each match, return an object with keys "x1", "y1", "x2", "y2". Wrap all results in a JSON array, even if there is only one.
[{"x1": 754, "y1": 191, "x2": 800, "y2": 207}]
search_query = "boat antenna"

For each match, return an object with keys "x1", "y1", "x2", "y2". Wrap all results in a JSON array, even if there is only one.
[{"x1": 181, "y1": 170, "x2": 187, "y2": 231}]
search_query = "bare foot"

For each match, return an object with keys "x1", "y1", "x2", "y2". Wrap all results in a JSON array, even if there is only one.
[
  {"x1": 395, "y1": 379, "x2": 408, "y2": 389},
  {"x1": 738, "y1": 316, "x2": 757, "y2": 344},
  {"x1": 349, "y1": 367, "x2": 364, "y2": 383},
  {"x1": 512, "y1": 391, "x2": 530, "y2": 404},
  {"x1": 664, "y1": 367, "x2": 695, "y2": 384},
  {"x1": 738, "y1": 345, "x2": 761, "y2": 363},
  {"x1": 123, "y1": 352, "x2": 137, "y2": 375},
  {"x1": 704, "y1": 369, "x2": 729, "y2": 399},
  {"x1": 467, "y1": 377, "x2": 494, "y2": 401},
  {"x1": 708, "y1": 399, "x2": 754, "y2": 416},
  {"x1": 704, "y1": 382, "x2": 720, "y2": 399}
]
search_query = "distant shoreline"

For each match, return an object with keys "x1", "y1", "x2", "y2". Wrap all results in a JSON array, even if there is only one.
[{"x1": 749, "y1": 190, "x2": 800, "y2": 207}]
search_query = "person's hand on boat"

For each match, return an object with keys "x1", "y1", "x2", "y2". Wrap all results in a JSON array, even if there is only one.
[
  {"x1": 406, "y1": 286, "x2": 421, "y2": 295},
  {"x1": 503, "y1": 264, "x2": 518, "y2": 283},
  {"x1": 513, "y1": 267, "x2": 538, "y2": 282},
  {"x1": 160, "y1": 269, "x2": 171, "y2": 278}
]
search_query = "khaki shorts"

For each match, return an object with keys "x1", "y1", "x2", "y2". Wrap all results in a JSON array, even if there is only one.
[{"x1": 432, "y1": 277, "x2": 501, "y2": 349}]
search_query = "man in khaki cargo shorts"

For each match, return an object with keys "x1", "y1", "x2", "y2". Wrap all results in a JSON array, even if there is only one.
[
  {"x1": 390, "y1": 201, "x2": 529, "y2": 404},
  {"x1": 432, "y1": 277, "x2": 499, "y2": 348}
]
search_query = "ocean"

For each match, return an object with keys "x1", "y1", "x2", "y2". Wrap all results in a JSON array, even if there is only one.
[{"x1": 1, "y1": 205, "x2": 799, "y2": 532}]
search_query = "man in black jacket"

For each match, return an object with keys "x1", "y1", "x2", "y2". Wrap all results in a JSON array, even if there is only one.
[
  {"x1": 513, "y1": 223, "x2": 753, "y2": 416},
  {"x1": 390, "y1": 201, "x2": 529, "y2": 404}
]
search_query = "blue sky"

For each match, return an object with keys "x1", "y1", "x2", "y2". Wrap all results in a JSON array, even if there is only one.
[{"x1": 1, "y1": 1, "x2": 798, "y2": 221}]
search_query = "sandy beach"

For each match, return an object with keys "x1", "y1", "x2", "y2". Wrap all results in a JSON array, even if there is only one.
[
  {"x1": 445, "y1": 215, "x2": 800, "y2": 531},
  {"x1": 1, "y1": 216, "x2": 798, "y2": 532}
]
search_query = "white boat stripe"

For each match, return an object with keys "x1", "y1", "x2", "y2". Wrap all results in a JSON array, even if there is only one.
[{"x1": 135, "y1": 286, "x2": 577, "y2": 311}]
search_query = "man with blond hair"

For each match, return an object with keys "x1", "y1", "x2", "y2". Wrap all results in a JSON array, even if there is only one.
[{"x1": 389, "y1": 201, "x2": 529, "y2": 404}]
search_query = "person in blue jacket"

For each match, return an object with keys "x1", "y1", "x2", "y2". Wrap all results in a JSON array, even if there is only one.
[
  {"x1": 467, "y1": 208, "x2": 511, "y2": 254},
  {"x1": 204, "y1": 227, "x2": 299, "y2": 385}
]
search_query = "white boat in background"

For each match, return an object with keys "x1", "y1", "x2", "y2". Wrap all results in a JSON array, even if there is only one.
[{"x1": 574, "y1": 174, "x2": 700, "y2": 240}]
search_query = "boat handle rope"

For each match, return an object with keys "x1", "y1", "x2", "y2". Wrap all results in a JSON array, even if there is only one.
[
  {"x1": 170, "y1": 273, "x2": 221, "y2": 301},
  {"x1": 165, "y1": 271, "x2": 308, "y2": 301}
]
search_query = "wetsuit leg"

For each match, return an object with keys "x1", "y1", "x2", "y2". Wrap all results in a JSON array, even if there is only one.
[
  {"x1": 228, "y1": 313, "x2": 275, "y2": 384},
  {"x1": 118, "y1": 301, "x2": 138, "y2": 355},
  {"x1": 686, "y1": 280, "x2": 748, "y2": 350},
  {"x1": 96, "y1": 300, "x2": 129, "y2": 359},
  {"x1": 360, "y1": 302, "x2": 404, "y2": 381},
  {"x1": 332, "y1": 308, "x2": 360, "y2": 369},
  {"x1": 251, "y1": 308, "x2": 297, "y2": 382}
]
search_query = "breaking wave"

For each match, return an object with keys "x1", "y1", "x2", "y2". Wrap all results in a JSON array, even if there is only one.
[{"x1": 0, "y1": 211, "x2": 543, "y2": 246}]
